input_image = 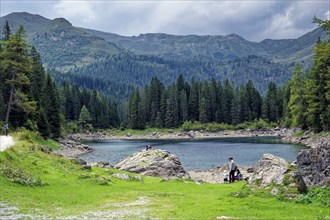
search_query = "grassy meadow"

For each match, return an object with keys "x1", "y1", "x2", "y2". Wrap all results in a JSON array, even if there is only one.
[{"x1": 0, "y1": 131, "x2": 329, "y2": 219}]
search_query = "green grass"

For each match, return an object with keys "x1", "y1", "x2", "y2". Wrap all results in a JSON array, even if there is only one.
[{"x1": 0, "y1": 132, "x2": 329, "y2": 219}]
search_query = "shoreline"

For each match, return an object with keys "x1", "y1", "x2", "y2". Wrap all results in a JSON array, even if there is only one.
[
  {"x1": 58, "y1": 128, "x2": 330, "y2": 159},
  {"x1": 68, "y1": 128, "x2": 295, "y2": 141}
]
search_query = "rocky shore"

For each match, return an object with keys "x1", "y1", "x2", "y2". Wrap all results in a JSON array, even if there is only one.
[
  {"x1": 68, "y1": 128, "x2": 295, "y2": 141},
  {"x1": 282, "y1": 135, "x2": 330, "y2": 148},
  {"x1": 55, "y1": 138, "x2": 94, "y2": 158},
  {"x1": 56, "y1": 128, "x2": 329, "y2": 187}
]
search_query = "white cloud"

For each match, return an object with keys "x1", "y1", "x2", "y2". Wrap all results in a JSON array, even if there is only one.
[{"x1": 54, "y1": 0, "x2": 98, "y2": 24}]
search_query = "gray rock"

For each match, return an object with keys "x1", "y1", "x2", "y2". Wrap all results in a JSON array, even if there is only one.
[
  {"x1": 114, "y1": 149, "x2": 187, "y2": 178},
  {"x1": 271, "y1": 187, "x2": 279, "y2": 195},
  {"x1": 89, "y1": 161, "x2": 110, "y2": 168},
  {"x1": 293, "y1": 172, "x2": 307, "y2": 193},
  {"x1": 112, "y1": 173, "x2": 130, "y2": 180},
  {"x1": 247, "y1": 167, "x2": 254, "y2": 173},
  {"x1": 81, "y1": 165, "x2": 92, "y2": 170},
  {"x1": 297, "y1": 145, "x2": 330, "y2": 187},
  {"x1": 249, "y1": 154, "x2": 289, "y2": 187}
]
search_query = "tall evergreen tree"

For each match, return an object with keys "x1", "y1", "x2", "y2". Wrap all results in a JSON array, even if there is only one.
[
  {"x1": 222, "y1": 79, "x2": 234, "y2": 124},
  {"x1": 179, "y1": 90, "x2": 188, "y2": 123},
  {"x1": 37, "y1": 107, "x2": 51, "y2": 138},
  {"x1": 1, "y1": 26, "x2": 36, "y2": 125},
  {"x1": 43, "y1": 74, "x2": 61, "y2": 138},
  {"x1": 189, "y1": 80, "x2": 199, "y2": 121},
  {"x1": 2, "y1": 20, "x2": 11, "y2": 41},
  {"x1": 305, "y1": 34, "x2": 330, "y2": 131},
  {"x1": 79, "y1": 105, "x2": 92, "y2": 129},
  {"x1": 263, "y1": 82, "x2": 280, "y2": 122},
  {"x1": 199, "y1": 82, "x2": 211, "y2": 123},
  {"x1": 29, "y1": 46, "x2": 46, "y2": 106},
  {"x1": 288, "y1": 64, "x2": 308, "y2": 129}
]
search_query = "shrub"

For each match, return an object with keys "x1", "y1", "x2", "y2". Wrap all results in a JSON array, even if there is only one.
[{"x1": 0, "y1": 164, "x2": 43, "y2": 186}]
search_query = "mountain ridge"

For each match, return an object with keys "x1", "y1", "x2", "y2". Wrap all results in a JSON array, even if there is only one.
[{"x1": 0, "y1": 12, "x2": 326, "y2": 98}]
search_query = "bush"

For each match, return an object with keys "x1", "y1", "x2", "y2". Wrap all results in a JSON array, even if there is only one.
[
  {"x1": 0, "y1": 164, "x2": 43, "y2": 186},
  {"x1": 295, "y1": 187, "x2": 330, "y2": 208}
]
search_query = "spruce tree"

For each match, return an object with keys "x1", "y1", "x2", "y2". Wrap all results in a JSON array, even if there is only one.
[
  {"x1": 43, "y1": 74, "x2": 61, "y2": 138},
  {"x1": 222, "y1": 79, "x2": 234, "y2": 124},
  {"x1": 1, "y1": 26, "x2": 36, "y2": 125},
  {"x1": 37, "y1": 107, "x2": 51, "y2": 138},
  {"x1": 79, "y1": 105, "x2": 92, "y2": 130},
  {"x1": 189, "y1": 80, "x2": 199, "y2": 121},
  {"x1": 288, "y1": 64, "x2": 308, "y2": 129}
]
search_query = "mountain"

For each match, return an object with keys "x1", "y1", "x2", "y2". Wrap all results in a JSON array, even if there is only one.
[
  {"x1": 84, "y1": 27, "x2": 326, "y2": 66},
  {"x1": 1, "y1": 12, "x2": 125, "y2": 72},
  {"x1": 83, "y1": 29, "x2": 265, "y2": 62},
  {"x1": 0, "y1": 12, "x2": 326, "y2": 98}
]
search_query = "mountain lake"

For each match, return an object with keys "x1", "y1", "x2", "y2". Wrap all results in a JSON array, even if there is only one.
[{"x1": 82, "y1": 137, "x2": 305, "y2": 171}]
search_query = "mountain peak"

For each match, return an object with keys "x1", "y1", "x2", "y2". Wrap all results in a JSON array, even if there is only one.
[
  {"x1": 50, "y1": 18, "x2": 72, "y2": 27},
  {"x1": 226, "y1": 33, "x2": 246, "y2": 41}
]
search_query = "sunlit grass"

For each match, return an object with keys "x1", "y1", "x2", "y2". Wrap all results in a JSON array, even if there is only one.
[{"x1": 0, "y1": 131, "x2": 329, "y2": 219}]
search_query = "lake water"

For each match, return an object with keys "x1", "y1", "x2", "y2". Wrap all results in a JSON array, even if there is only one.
[{"x1": 82, "y1": 137, "x2": 304, "y2": 171}]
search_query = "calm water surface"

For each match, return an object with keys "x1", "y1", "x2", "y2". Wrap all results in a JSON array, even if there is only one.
[{"x1": 82, "y1": 137, "x2": 304, "y2": 171}]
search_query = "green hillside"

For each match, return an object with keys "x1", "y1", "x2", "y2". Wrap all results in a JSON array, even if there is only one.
[{"x1": 0, "y1": 132, "x2": 328, "y2": 219}]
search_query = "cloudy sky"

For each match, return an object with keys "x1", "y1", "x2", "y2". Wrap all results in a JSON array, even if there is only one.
[{"x1": 0, "y1": 0, "x2": 329, "y2": 42}]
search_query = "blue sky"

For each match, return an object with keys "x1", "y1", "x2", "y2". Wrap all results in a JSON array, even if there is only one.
[{"x1": 0, "y1": 0, "x2": 329, "y2": 42}]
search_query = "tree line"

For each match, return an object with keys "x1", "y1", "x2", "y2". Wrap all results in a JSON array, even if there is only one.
[
  {"x1": 125, "y1": 18, "x2": 329, "y2": 132},
  {"x1": 0, "y1": 22, "x2": 120, "y2": 138},
  {"x1": 288, "y1": 18, "x2": 330, "y2": 132},
  {"x1": 125, "y1": 75, "x2": 290, "y2": 129}
]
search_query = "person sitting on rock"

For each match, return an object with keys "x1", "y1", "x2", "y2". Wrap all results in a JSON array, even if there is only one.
[
  {"x1": 235, "y1": 168, "x2": 243, "y2": 181},
  {"x1": 146, "y1": 144, "x2": 152, "y2": 151},
  {"x1": 223, "y1": 170, "x2": 229, "y2": 184}
]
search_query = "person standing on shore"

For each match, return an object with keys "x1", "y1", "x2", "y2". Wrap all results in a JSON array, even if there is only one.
[
  {"x1": 228, "y1": 157, "x2": 237, "y2": 183},
  {"x1": 4, "y1": 124, "x2": 9, "y2": 136}
]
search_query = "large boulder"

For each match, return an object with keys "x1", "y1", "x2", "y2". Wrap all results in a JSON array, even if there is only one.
[
  {"x1": 297, "y1": 145, "x2": 330, "y2": 187},
  {"x1": 249, "y1": 154, "x2": 289, "y2": 187},
  {"x1": 114, "y1": 149, "x2": 187, "y2": 178}
]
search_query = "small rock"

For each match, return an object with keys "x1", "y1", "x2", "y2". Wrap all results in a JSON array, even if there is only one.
[
  {"x1": 247, "y1": 167, "x2": 254, "y2": 173},
  {"x1": 89, "y1": 161, "x2": 110, "y2": 168},
  {"x1": 112, "y1": 173, "x2": 130, "y2": 180},
  {"x1": 81, "y1": 165, "x2": 92, "y2": 170},
  {"x1": 271, "y1": 187, "x2": 279, "y2": 195}
]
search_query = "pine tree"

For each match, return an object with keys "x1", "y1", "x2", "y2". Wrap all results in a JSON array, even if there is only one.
[
  {"x1": 231, "y1": 87, "x2": 240, "y2": 124},
  {"x1": 2, "y1": 20, "x2": 11, "y2": 41},
  {"x1": 1, "y1": 26, "x2": 36, "y2": 125},
  {"x1": 149, "y1": 77, "x2": 163, "y2": 126},
  {"x1": 79, "y1": 105, "x2": 92, "y2": 130},
  {"x1": 0, "y1": 43, "x2": 4, "y2": 119},
  {"x1": 43, "y1": 74, "x2": 61, "y2": 138},
  {"x1": 263, "y1": 82, "x2": 279, "y2": 122},
  {"x1": 306, "y1": 32, "x2": 330, "y2": 131},
  {"x1": 288, "y1": 64, "x2": 308, "y2": 129},
  {"x1": 222, "y1": 79, "x2": 234, "y2": 124},
  {"x1": 37, "y1": 107, "x2": 51, "y2": 138},
  {"x1": 29, "y1": 46, "x2": 46, "y2": 106},
  {"x1": 199, "y1": 82, "x2": 211, "y2": 123},
  {"x1": 189, "y1": 80, "x2": 199, "y2": 121},
  {"x1": 179, "y1": 90, "x2": 188, "y2": 123},
  {"x1": 209, "y1": 78, "x2": 218, "y2": 122}
]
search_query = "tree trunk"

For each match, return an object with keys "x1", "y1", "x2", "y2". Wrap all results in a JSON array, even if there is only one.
[{"x1": 5, "y1": 86, "x2": 14, "y2": 125}]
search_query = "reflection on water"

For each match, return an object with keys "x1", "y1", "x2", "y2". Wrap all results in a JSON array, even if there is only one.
[{"x1": 81, "y1": 137, "x2": 304, "y2": 171}]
